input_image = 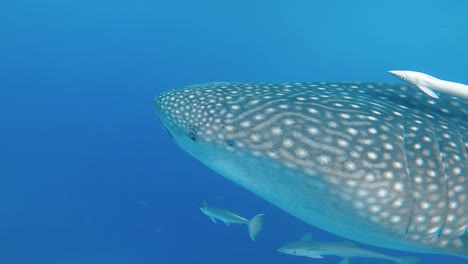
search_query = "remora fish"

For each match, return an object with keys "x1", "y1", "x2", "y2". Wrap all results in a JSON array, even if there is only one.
[
  {"x1": 389, "y1": 70, "x2": 468, "y2": 99},
  {"x1": 199, "y1": 201, "x2": 264, "y2": 241},
  {"x1": 278, "y1": 233, "x2": 420, "y2": 264},
  {"x1": 154, "y1": 82, "x2": 468, "y2": 258}
]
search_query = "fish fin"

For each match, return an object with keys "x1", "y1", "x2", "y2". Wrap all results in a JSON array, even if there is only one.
[
  {"x1": 395, "y1": 257, "x2": 420, "y2": 264},
  {"x1": 247, "y1": 214, "x2": 264, "y2": 241},
  {"x1": 227, "y1": 210, "x2": 242, "y2": 217},
  {"x1": 417, "y1": 85, "x2": 439, "y2": 98},
  {"x1": 209, "y1": 216, "x2": 217, "y2": 224},
  {"x1": 300, "y1": 233, "x2": 313, "y2": 241},
  {"x1": 338, "y1": 258, "x2": 350, "y2": 264}
]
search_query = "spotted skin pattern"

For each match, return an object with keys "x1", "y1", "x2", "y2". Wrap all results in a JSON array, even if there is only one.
[{"x1": 154, "y1": 82, "x2": 467, "y2": 258}]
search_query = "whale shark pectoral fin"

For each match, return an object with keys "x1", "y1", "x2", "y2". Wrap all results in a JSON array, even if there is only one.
[
  {"x1": 417, "y1": 85, "x2": 439, "y2": 98},
  {"x1": 209, "y1": 216, "x2": 217, "y2": 224}
]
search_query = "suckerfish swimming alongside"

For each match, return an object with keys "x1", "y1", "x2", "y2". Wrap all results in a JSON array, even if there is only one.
[
  {"x1": 154, "y1": 82, "x2": 467, "y2": 258},
  {"x1": 199, "y1": 201, "x2": 264, "y2": 241},
  {"x1": 278, "y1": 233, "x2": 420, "y2": 264},
  {"x1": 389, "y1": 70, "x2": 468, "y2": 99}
]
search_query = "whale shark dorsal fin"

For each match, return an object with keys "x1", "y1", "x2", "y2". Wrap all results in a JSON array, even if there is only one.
[
  {"x1": 417, "y1": 85, "x2": 439, "y2": 98},
  {"x1": 300, "y1": 233, "x2": 313, "y2": 241}
]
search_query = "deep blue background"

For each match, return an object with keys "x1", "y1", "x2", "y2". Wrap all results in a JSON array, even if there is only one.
[{"x1": 0, "y1": 1, "x2": 466, "y2": 263}]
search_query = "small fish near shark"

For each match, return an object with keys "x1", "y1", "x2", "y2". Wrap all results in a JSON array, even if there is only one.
[
  {"x1": 389, "y1": 70, "x2": 468, "y2": 99},
  {"x1": 199, "y1": 201, "x2": 264, "y2": 241},
  {"x1": 278, "y1": 233, "x2": 420, "y2": 264},
  {"x1": 155, "y1": 81, "x2": 467, "y2": 258}
]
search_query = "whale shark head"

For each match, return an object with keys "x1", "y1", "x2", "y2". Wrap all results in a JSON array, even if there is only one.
[
  {"x1": 154, "y1": 82, "x2": 467, "y2": 258},
  {"x1": 154, "y1": 83, "x2": 240, "y2": 164}
]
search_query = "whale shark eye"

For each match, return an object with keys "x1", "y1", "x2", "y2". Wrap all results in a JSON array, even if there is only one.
[
  {"x1": 225, "y1": 139, "x2": 235, "y2": 147},
  {"x1": 188, "y1": 131, "x2": 197, "y2": 141},
  {"x1": 401, "y1": 76, "x2": 406, "y2": 80},
  {"x1": 188, "y1": 126, "x2": 199, "y2": 142},
  {"x1": 293, "y1": 250, "x2": 297, "y2": 254}
]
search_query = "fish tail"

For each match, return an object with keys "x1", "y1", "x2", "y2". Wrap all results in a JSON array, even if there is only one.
[
  {"x1": 395, "y1": 256, "x2": 420, "y2": 264},
  {"x1": 247, "y1": 214, "x2": 264, "y2": 241}
]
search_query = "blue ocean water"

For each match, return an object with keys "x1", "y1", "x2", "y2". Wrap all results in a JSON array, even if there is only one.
[{"x1": 1, "y1": 0, "x2": 467, "y2": 263}]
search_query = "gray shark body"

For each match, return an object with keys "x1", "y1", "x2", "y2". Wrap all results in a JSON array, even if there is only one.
[
  {"x1": 278, "y1": 233, "x2": 419, "y2": 264},
  {"x1": 198, "y1": 201, "x2": 265, "y2": 241},
  {"x1": 154, "y1": 82, "x2": 467, "y2": 258}
]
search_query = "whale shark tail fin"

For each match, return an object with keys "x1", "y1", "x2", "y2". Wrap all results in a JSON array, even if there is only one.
[
  {"x1": 396, "y1": 256, "x2": 420, "y2": 264},
  {"x1": 247, "y1": 214, "x2": 264, "y2": 241}
]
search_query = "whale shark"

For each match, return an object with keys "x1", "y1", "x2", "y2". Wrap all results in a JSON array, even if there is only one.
[{"x1": 154, "y1": 82, "x2": 467, "y2": 258}]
